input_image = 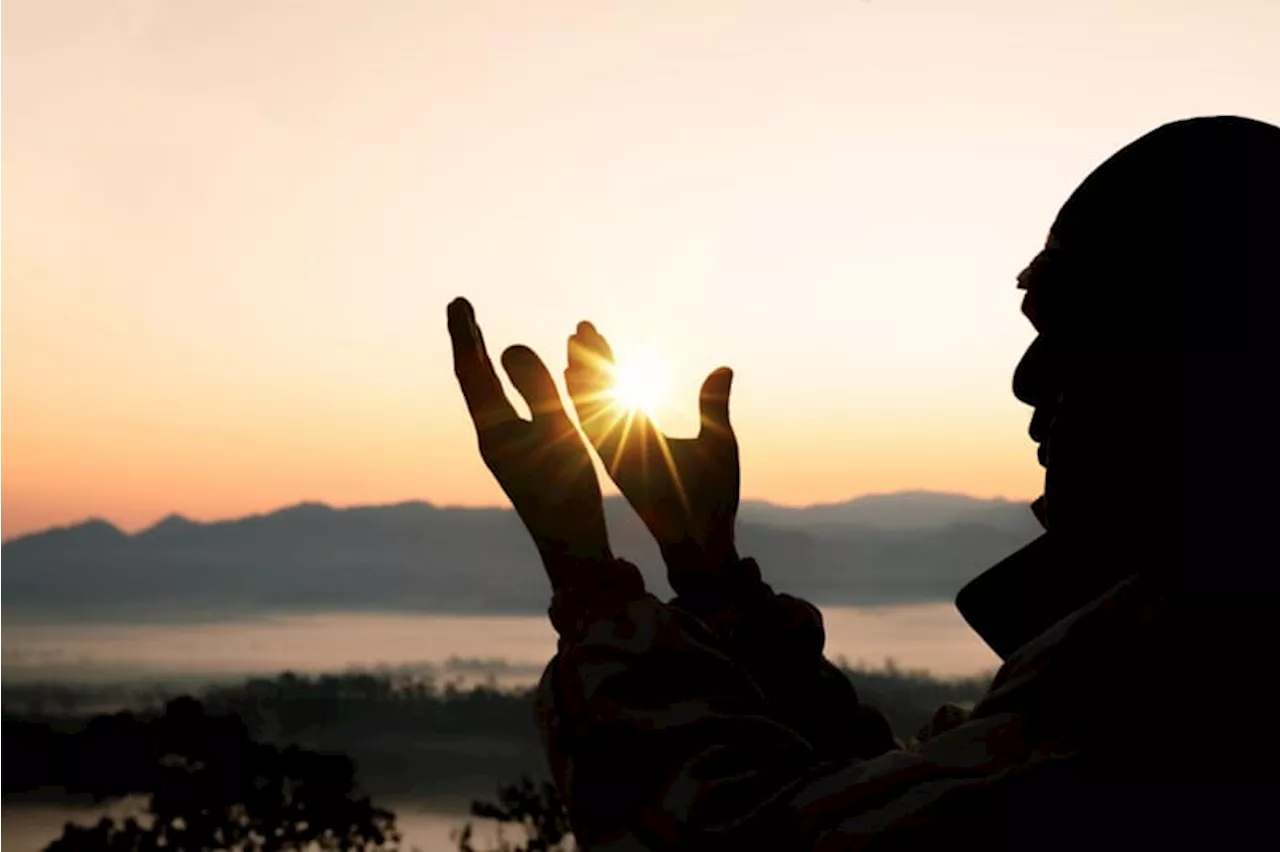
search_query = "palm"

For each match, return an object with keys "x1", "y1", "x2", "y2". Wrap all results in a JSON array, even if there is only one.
[
  {"x1": 448, "y1": 299, "x2": 609, "y2": 591},
  {"x1": 566, "y1": 322, "x2": 739, "y2": 595},
  {"x1": 479, "y1": 416, "x2": 606, "y2": 568}
]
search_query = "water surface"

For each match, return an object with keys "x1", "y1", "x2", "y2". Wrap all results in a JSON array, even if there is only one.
[
  {"x1": 2, "y1": 604, "x2": 1000, "y2": 685},
  {"x1": 2, "y1": 606, "x2": 1000, "y2": 850}
]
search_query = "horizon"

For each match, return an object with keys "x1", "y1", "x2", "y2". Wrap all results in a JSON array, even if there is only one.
[
  {"x1": 2, "y1": 487, "x2": 1030, "y2": 542},
  {"x1": 5, "y1": 1, "x2": 1277, "y2": 540}
]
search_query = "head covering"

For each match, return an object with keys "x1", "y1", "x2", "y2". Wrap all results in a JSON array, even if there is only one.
[{"x1": 1041, "y1": 115, "x2": 1277, "y2": 350}]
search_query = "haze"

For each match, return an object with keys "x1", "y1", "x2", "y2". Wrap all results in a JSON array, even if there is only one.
[{"x1": 4, "y1": 0, "x2": 1278, "y2": 538}]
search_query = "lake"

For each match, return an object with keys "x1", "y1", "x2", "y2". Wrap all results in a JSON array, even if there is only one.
[
  {"x1": 2, "y1": 604, "x2": 1000, "y2": 851},
  {"x1": 1, "y1": 603, "x2": 1000, "y2": 686}
]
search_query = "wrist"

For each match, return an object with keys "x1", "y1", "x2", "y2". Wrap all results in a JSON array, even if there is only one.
[
  {"x1": 537, "y1": 541, "x2": 615, "y2": 582},
  {"x1": 547, "y1": 556, "x2": 647, "y2": 641},
  {"x1": 668, "y1": 551, "x2": 772, "y2": 618}
]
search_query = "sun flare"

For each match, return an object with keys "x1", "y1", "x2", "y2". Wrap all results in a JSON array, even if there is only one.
[{"x1": 608, "y1": 354, "x2": 669, "y2": 416}]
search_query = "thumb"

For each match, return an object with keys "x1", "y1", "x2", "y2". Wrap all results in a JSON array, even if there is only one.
[
  {"x1": 502, "y1": 345, "x2": 569, "y2": 424},
  {"x1": 698, "y1": 367, "x2": 734, "y2": 437}
]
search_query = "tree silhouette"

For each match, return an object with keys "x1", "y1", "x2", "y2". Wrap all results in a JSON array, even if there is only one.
[
  {"x1": 453, "y1": 776, "x2": 572, "y2": 852},
  {"x1": 4, "y1": 663, "x2": 995, "y2": 852},
  {"x1": 41, "y1": 697, "x2": 399, "y2": 852}
]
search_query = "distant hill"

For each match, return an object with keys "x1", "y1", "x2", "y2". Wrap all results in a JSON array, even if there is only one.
[
  {"x1": 1, "y1": 493, "x2": 1040, "y2": 622},
  {"x1": 739, "y1": 491, "x2": 1034, "y2": 533}
]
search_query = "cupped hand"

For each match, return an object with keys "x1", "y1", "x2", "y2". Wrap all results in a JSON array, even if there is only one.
[
  {"x1": 565, "y1": 321, "x2": 740, "y2": 602},
  {"x1": 448, "y1": 298, "x2": 613, "y2": 590}
]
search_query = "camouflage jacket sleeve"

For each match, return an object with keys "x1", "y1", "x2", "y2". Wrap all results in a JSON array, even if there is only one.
[{"x1": 534, "y1": 582, "x2": 1068, "y2": 852}]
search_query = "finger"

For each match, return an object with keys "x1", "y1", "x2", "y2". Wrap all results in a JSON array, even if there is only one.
[
  {"x1": 501, "y1": 345, "x2": 572, "y2": 428},
  {"x1": 448, "y1": 298, "x2": 517, "y2": 430},
  {"x1": 565, "y1": 322, "x2": 616, "y2": 392},
  {"x1": 565, "y1": 324, "x2": 665, "y2": 483},
  {"x1": 698, "y1": 367, "x2": 735, "y2": 438},
  {"x1": 576, "y1": 321, "x2": 615, "y2": 361},
  {"x1": 565, "y1": 322, "x2": 620, "y2": 437}
]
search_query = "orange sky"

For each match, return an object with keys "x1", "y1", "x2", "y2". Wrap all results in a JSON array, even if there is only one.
[{"x1": 4, "y1": 0, "x2": 1278, "y2": 539}]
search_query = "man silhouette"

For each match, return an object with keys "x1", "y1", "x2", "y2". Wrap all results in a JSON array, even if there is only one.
[{"x1": 449, "y1": 115, "x2": 1279, "y2": 850}]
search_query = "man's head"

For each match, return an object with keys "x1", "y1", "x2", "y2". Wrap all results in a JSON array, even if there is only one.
[{"x1": 1013, "y1": 116, "x2": 1279, "y2": 558}]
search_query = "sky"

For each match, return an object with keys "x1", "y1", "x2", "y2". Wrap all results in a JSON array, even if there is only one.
[{"x1": 3, "y1": 0, "x2": 1278, "y2": 539}]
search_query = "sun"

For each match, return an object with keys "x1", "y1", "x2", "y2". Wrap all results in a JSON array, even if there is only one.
[{"x1": 608, "y1": 354, "x2": 668, "y2": 416}]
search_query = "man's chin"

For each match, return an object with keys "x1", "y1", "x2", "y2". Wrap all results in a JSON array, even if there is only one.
[{"x1": 1030, "y1": 494, "x2": 1049, "y2": 528}]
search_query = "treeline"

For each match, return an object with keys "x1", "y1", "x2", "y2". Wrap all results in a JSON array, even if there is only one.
[
  {"x1": 4, "y1": 664, "x2": 993, "y2": 804},
  {"x1": 11, "y1": 696, "x2": 400, "y2": 852}
]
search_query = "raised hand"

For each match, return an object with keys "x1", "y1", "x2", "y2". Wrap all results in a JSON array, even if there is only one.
[
  {"x1": 448, "y1": 298, "x2": 614, "y2": 591},
  {"x1": 565, "y1": 321, "x2": 741, "y2": 605}
]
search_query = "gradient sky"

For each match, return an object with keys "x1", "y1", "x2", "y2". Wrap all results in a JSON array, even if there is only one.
[{"x1": 4, "y1": 0, "x2": 1278, "y2": 539}]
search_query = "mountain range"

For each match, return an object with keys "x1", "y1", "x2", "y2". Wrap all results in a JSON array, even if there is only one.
[{"x1": 1, "y1": 491, "x2": 1041, "y2": 622}]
